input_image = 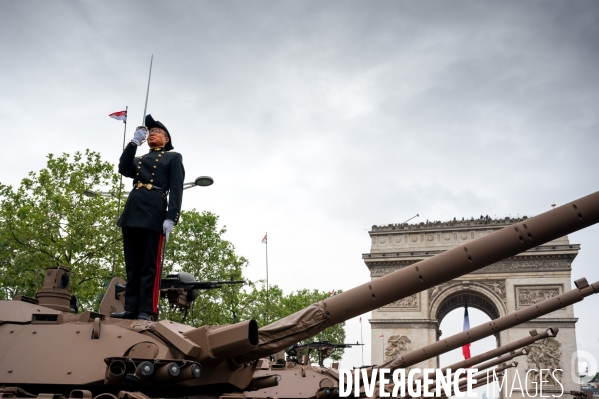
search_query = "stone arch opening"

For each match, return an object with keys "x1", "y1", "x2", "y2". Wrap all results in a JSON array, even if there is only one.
[
  {"x1": 431, "y1": 286, "x2": 504, "y2": 369},
  {"x1": 435, "y1": 290, "x2": 501, "y2": 322},
  {"x1": 428, "y1": 281, "x2": 507, "y2": 324}
]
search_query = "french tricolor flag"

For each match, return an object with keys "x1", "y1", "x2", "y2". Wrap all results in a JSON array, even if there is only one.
[{"x1": 462, "y1": 302, "x2": 471, "y2": 360}]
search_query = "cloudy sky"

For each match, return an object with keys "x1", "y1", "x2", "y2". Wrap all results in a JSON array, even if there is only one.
[{"x1": 1, "y1": 1, "x2": 598, "y2": 371}]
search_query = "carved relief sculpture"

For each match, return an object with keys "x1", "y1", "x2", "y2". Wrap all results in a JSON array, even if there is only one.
[
  {"x1": 428, "y1": 283, "x2": 450, "y2": 302},
  {"x1": 480, "y1": 260, "x2": 572, "y2": 273},
  {"x1": 369, "y1": 261, "x2": 573, "y2": 277},
  {"x1": 526, "y1": 338, "x2": 563, "y2": 386},
  {"x1": 384, "y1": 335, "x2": 413, "y2": 362},
  {"x1": 383, "y1": 294, "x2": 419, "y2": 310},
  {"x1": 517, "y1": 287, "x2": 561, "y2": 308},
  {"x1": 480, "y1": 280, "x2": 507, "y2": 303}
]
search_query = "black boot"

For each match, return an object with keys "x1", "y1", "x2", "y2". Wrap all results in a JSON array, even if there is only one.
[
  {"x1": 110, "y1": 310, "x2": 137, "y2": 319},
  {"x1": 137, "y1": 312, "x2": 153, "y2": 321}
]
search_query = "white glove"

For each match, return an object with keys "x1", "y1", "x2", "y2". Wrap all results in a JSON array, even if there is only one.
[
  {"x1": 131, "y1": 126, "x2": 148, "y2": 146},
  {"x1": 163, "y1": 219, "x2": 175, "y2": 242}
]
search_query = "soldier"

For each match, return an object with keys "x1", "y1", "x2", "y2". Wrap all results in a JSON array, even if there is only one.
[{"x1": 111, "y1": 114, "x2": 185, "y2": 321}]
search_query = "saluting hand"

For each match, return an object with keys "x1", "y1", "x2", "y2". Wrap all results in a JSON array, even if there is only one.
[
  {"x1": 131, "y1": 126, "x2": 148, "y2": 146},
  {"x1": 163, "y1": 219, "x2": 175, "y2": 242}
]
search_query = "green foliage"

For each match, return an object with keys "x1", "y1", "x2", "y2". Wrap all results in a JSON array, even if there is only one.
[{"x1": 0, "y1": 150, "x2": 124, "y2": 308}]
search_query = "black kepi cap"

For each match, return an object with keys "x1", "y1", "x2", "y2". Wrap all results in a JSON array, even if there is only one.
[{"x1": 145, "y1": 114, "x2": 174, "y2": 151}]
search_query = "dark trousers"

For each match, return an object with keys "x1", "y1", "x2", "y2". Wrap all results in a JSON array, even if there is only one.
[{"x1": 122, "y1": 227, "x2": 164, "y2": 314}]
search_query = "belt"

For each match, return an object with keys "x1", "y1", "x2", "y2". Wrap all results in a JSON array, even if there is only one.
[{"x1": 135, "y1": 182, "x2": 167, "y2": 196}]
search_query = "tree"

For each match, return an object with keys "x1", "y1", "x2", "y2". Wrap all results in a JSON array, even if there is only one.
[{"x1": 0, "y1": 150, "x2": 124, "y2": 307}]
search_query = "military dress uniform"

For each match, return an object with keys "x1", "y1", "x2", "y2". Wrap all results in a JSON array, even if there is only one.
[{"x1": 117, "y1": 119, "x2": 185, "y2": 316}]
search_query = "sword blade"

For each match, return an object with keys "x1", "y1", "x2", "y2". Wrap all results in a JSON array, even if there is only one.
[{"x1": 142, "y1": 54, "x2": 153, "y2": 125}]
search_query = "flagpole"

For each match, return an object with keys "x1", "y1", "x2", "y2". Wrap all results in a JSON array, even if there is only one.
[
  {"x1": 360, "y1": 317, "x2": 364, "y2": 366},
  {"x1": 381, "y1": 334, "x2": 384, "y2": 364},
  {"x1": 142, "y1": 55, "x2": 153, "y2": 125},
  {"x1": 265, "y1": 232, "x2": 269, "y2": 324},
  {"x1": 111, "y1": 105, "x2": 128, "y2": 279}
]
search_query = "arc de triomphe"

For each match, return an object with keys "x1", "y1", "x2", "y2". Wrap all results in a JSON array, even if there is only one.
[{"x1": 365, "y1": 216, "x2": 580, "y2": 395}]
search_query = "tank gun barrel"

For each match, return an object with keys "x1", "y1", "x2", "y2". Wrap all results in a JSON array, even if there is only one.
[
  {"x1": 444, "y1": 361, "x2": 518, "y2": 399},
  {"x1": 381, "y1": 361, "x2": 518, "y2": 399},
  {"x1": 435, "y1": 353, "x2": 523, "y2": 398},
  {"x1": 465, "y1": 370, "x2": 507, "y2": 396},
  {"x1": 407, "y1": 361, "x2": 516, "y2": 399},
  {"x1": 242, "y1": 191, "x2": 599, "y2": 361},
  {"x1": 441, "y1": 326, "x2": 555, "y2": 372},
  {"x1": 378, "y1": 327, "x2": 553, "y2": 397},
  {"x1": 474, "y1": 348, "x2": 527, "y2": 374},
  {"x1": 379, "y1": 278, "x2": 596, "y2": 370},
  {"x1": 383, "y1": 344, "x2": 529, "y2": 398}
]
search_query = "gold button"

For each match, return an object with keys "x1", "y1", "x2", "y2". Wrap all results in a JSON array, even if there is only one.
[
  {"x1": 150, "y1": 179, "x2": 154, "y2": 182},
  {"x1": 138, "y1": 162, "x2": 141, "y2": 164},
  {"x1": 158, "y1": 154, "x2": 162, "y2": 157},
  {"x1": 136, "y1": 173, "x2": 139, "y2": 176},
  {"x1": 152, "y1": 173, "x2": 155, "y2": 176},
  {"x1": 155, "y1": 159, "x2": 159, "y2": 162},
  {"x1": 153, "y1": 166, "x2": 156, "y2": 169},
  {"x1": 137, "y1": 166, "x2": 141, "y2": 169}
]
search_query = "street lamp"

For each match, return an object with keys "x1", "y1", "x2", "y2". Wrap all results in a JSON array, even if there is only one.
[
  {"x1": 84, "y1": 190, "x2": 114, "y2": 198},
  {"x1": 184, "y1": 176, "x2": 214, "y2": 190}
]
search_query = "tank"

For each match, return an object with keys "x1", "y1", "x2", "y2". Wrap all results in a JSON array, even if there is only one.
[
  {"x1": 241, "y1": 341, "x2": 364, "y2": 399},
  {"x1": 1, "y1": 190, "x2": 599, "y2": 399}
]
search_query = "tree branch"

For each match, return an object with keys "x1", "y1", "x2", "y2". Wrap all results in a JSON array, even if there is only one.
[{"x1": 9, "y1": 225, "x2": 56, "y2": 259}]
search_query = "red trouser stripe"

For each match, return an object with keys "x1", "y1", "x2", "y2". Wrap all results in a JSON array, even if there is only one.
[{"x1": 152, "y1": 234, "x2": 164, "y2": 314}]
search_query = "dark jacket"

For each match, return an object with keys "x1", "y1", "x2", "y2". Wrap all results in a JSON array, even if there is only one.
[{"x1": 117, "y1": 143, "x2": 185, "y2": 233}]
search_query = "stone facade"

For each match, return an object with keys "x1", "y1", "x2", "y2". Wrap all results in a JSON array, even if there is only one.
[{"x1": 365, "y1": 217, "x2": 581, "y2": 397}]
